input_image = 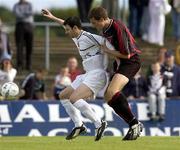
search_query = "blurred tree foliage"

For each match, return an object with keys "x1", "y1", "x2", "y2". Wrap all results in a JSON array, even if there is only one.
[
  {"x1": 0, "y1": 6, "x2": 172, "y2": 37},
  {"x1": 34, "y1": 7, "x2": 78, "y2": 21},
  {"x1": 0, "y1": 6, "x2": 78, "y2": 37},
  {"x1": 165, "y1": 14, "x2": 172, "y2": 37},
  {"x1": 34, "y1": 7, "x2": 78, "y2": 37},
  {"x1": 0, "y1": 6, "x2": 14, "y2": 22},
  {"x1": 0, "y1": 6, "x2": 78, "y2": 22}
]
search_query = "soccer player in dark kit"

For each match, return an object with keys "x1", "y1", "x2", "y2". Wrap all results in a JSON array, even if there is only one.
[{"x1": 88, "y1": 6, "x2": 143, "y2": 140}]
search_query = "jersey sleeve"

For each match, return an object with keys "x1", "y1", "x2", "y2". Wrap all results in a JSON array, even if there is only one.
[{"x1": 116, "y1": 24, "x2": 130, "y2": 55}]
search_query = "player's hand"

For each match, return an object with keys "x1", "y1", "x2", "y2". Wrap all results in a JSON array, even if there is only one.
[{"x1": 41, "y1": 9, "x2": 53, "y2": 19}]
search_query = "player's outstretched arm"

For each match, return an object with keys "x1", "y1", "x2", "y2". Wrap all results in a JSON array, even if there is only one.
[{"x1": 41, "y1": 9, "x2": 64, "y2": 25}]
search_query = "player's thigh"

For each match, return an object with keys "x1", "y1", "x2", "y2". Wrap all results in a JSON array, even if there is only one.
[
  {"x1": 69, "y1": 83, "x2": 93, "y2": 103},
  {"x1": 59, "y1": 86, "x2": 74, "y2": 100},
  {"x1": 105, "y1": 73, "x2": 129, "y2": 102}
]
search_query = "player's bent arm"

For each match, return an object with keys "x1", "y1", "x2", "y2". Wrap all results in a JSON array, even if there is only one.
[
  {"x1": 101, "y1": 43, "x2": 130, "y2": 59},
  {"x1": 105, "y1": 49, "x2": 130, "y2": 59},
  {"x1": 98, "y1": 37, "x2": 130, "y2": 59}
]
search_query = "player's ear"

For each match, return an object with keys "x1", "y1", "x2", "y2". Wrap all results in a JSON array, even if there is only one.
[
  {"x1": 73, "y1": 26, "x2": 80, "y2": 32},
  {"x1": 73, "y1": 25, "x2": 78, "y2": 30}
]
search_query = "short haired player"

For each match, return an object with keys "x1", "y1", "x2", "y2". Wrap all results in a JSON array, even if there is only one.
[{"x1": 88, "y1": 6, "x2": 143, "y2": 140}]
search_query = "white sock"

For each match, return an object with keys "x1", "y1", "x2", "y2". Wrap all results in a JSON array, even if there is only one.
[
  {"x1": 61, "y1": 100, "x2": 83, "y2": 127},
  {"x1": 73, "y1": 99, "x2": 101, "y2": 128}
]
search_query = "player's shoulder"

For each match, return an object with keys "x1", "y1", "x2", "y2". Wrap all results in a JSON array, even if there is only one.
[
  {"x1": 82, "y1": 31, "x2": 100, "y2": 37},
  {"x1": 112, "y1": 19, "x2": 125, "y2": 29},
  {"x1": 82, "y1": 31, "x2": 93, "y2": 38},
  {"x1": 82, "y1": 31, "x2": 103, "y2": 41}
]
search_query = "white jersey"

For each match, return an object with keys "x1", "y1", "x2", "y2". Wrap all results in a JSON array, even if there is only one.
[{"x1": 72, "y1": 31, "x2": 114, "y2": 72}]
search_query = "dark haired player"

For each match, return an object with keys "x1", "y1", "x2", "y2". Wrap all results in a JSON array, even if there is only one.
[{"x1": 42, "y1": 9, "x2": 115, "y2": 141}]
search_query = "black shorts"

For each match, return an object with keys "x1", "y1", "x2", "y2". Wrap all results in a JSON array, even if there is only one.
[{"x1": 113, "y1": 54, "x2": 141, "y2": 80}]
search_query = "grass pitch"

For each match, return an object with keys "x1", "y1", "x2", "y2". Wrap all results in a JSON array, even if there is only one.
[{"x1": 0, "y1": 136, "x2": 179, "y2": 150}]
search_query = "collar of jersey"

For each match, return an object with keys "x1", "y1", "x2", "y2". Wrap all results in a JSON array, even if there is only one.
[
  {"x1": 76, "y1": 30, "x2": 84, "y2": 39},
  {"x1": 103, "y1": 19, "x2": 113, "y2": 33}
]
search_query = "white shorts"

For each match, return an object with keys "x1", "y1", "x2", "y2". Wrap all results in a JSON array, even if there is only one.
[{"x1": 71, "y1": 69, "x2": 107, "y2": 96}]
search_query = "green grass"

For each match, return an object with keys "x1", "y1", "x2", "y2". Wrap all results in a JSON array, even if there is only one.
[{"x1": 0, "y1": 136, "x2": 180, "y2": 150}]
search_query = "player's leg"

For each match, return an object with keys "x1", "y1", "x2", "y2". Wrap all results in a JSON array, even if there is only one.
[
  {"x1": 59, "y1": 86, "x2": 74, "y2": 99},
  {"x1": 62, "y1": 99, "x2": 87, "y2": 140},
  {"x1": 70, "y1": 84, "x2": 101, "y2": 126},
  {"x1": 59, "y1": 87, "x2": 81, "y2": 126},
  {"x1": 106, "y1": 55, "x2": 143, "y2": 140},
  {"x1": 105, "y1": 73, "x2": 143, "y2": 140},
  {"x1": 61, "y1": 100, "x2": 84, "y2": 127},
  {"x1": 60, "y1": 75, "x2": 90, "y2": 140},
  {"x1": 105, "y1": 73, "x2": 138, "y2": 124},
  {"x1": 70, "y1": 83, "x2": 107, "y2": 141},
  {"x1": 59, "y1": 86, "x2": 86, "y2": 140}
]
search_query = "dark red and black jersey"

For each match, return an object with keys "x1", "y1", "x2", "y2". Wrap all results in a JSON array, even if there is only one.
[{"x1": 103, "y1": 19, "x2": 141, "y2": 58}]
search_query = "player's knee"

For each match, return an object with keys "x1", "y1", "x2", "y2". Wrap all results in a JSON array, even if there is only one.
[
  {"x1": 69, "y1": 95, "x2": 78, "y2": 104},
  {"x1": 59, "y1": 92, "x2": 66, "y2": 100},
  {"x1": 104, "y1": 89, "x2": 116, "y2": 102}
]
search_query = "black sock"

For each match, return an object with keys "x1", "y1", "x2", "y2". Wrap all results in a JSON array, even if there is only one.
[{"x1": 108, "y1": 92, "x2": 138, "y2": 127}]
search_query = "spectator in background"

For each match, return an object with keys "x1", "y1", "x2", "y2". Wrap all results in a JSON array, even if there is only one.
[
  {"x1": 0, "y1": 54, "x2": 17, "y2": 100},
  {"x1": 146, "y1": 47, "x2": 167, "y2": 77},
  {"x1": 141, "y1": 0, "x2": 150, "y2": 40},
  {"x1": 19, "y1": 69, "x2": 47, "y2": 100},
  {"x1": 76, "y1": 0, "x2": 93, "y2": 22},
  {"x1": 170, "y1": 0, "x2": 180, "y2": 42},
  {"x1": 143, "y1": 0, "x2": 171, "y2": 46},
  {"x1": 156, "y1": 47, "x2": 168, "y2": 66},
  {"x1": 161, "y1": 50, "x2": 180, "y2": 97},
  {"x1": 67, "y1": 57, "x2": 82, "y2": 81},
  {"x1": 13, "y1": 0, "x2": 33, "y2": 71},
  {"x1": 124, "y1": 69, "x2": 148, "y2": 100},
  {"x1": 147, "y1": 62, "x2": 166, "y2": 121},
  {"x1": 0, "y1": 18, "x2": 12, "y2": 62},
  {"x1": 128, "y1": 0, "x2": 147, "y2": 37},
  {"x1": 1, "y1": 54, "x2": 17, "y2": 82},
  {"x1": 53, "y1": 66, "x2": 71, "y2": 100}
]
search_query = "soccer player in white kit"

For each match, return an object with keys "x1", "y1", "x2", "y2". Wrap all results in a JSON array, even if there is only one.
[{"x1": 42, "y1": 9, "x2": 115, "y2": 141}]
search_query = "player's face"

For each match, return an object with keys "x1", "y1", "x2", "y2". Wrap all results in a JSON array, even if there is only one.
[
  {"x1": 64, "y1": 25, "x2": 76, "y2": 38},
  {"x1": 90, "y1": 18, "x2": 105, "y2": 31}
]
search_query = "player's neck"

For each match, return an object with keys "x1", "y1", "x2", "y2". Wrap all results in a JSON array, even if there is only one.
[
  {"x1": 103, "y1": 18, "x2": 112, "y2": 31},
  {"x1": 76, "y1": 30, "x2": 83, "y2": 38}
]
